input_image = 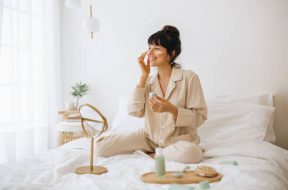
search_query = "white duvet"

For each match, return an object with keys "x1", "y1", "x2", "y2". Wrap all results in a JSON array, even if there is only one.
[{"x1": 0, "y1": 139, "x2": 288, "y2": 190}]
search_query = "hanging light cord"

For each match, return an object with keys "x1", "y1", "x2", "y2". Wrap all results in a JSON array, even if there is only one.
[{"x1": 89, "y1": 4, "x2": 93, "y2": 39}]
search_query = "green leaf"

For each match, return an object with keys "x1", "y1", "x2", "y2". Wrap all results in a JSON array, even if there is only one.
[{"x1": 70, "y1": 81, "x2": 90, "y2": 98}]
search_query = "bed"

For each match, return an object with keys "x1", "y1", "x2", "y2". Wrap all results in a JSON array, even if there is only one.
[{"x1": 0, "y1": 94, "x2": 288, "y2": 190}]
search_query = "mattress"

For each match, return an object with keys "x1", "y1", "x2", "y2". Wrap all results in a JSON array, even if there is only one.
[{"x1": 0, "y1": 138, "x2": 287, "y2": 190}]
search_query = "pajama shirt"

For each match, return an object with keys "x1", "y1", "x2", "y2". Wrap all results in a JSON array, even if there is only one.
[{"x1": 95, "y1": 68, "x2": 207, "y2": 164}]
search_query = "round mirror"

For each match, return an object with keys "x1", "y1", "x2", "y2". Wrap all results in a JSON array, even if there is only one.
[
  {"x1": 75, "y1": 104, "x2": 109, "y2": 175},
  {"x1": 79, "y1": 104, "x2": 108, "y2": 138}
]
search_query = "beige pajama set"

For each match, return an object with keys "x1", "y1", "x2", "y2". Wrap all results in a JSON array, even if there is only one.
[{"x1": 95, "y1": 68, "x2": 207, "y2": 164}]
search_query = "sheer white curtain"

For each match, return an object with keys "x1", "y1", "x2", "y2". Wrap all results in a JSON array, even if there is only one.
[
  {"x1": 0, "y1": 0, "x2": 61, "y2": 164},
  {"x1": 0, "y1": 1, "x2": 3, "y2": 47}
]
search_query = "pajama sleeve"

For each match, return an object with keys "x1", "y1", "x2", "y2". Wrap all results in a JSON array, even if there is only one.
[
  {"x1": 127, "y1": 86, "x2": 146, "y2": 118},
  {"x1": 175, "y1": 74, "x2": 207, "y2": 129}
]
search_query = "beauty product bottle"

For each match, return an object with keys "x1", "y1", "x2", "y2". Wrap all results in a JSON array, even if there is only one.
[
  {"x1": 155, "y1": 147, "x2": 166, "y2": 177},
  {"x1": 149, "y1": 92, "x2": 157, "y2": 98}
]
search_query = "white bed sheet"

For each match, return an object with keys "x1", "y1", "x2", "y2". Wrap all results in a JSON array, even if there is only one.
[{"x1": 0, "y1": 138, "x2": 287, "y2": 190}]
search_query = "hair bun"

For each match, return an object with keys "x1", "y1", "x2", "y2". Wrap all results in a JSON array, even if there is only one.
[{"x1": 162, "y1": 25, "x2": 180, "y2": 38}]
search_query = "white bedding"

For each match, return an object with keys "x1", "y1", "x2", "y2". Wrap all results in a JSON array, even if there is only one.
[
  {"x1": 1, "y1": 138, "x2": 288, "y2": 190},
  {"x1": 1, "y1": 94, "x2": 286, "y2": 190}
]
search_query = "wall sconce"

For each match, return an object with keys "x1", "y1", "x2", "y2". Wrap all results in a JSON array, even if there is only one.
[
  {"x1": 82, "y1": 4, "x2": 100, "y2": 39},
  {"x1": 65, "y1": 0, "x2": 100, "y2": 39}
]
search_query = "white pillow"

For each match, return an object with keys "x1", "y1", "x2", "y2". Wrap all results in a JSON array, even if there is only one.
[
  {"x1": 212, "y1": 93, "x2": 276, "y2": 143},
  {"x1": 110, "y1": 93, "x2": 276, "y2": 144},
  {"x1": 198, "y1": 99, "x2": 275, "y2": 147},
  {"x1": 110, "y1": 96, "x2": 144, "y2": 134},
  {"x1": 213, "y1": 93, "x2": 274, "y2": 106}
]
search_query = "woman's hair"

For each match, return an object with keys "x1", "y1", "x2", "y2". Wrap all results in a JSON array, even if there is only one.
[{"x1": 148, "y1": 25, "x2": 181, "y2": 68}]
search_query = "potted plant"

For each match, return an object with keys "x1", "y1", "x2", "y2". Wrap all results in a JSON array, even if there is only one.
[{"x1": 71, "y1": 81, "x2": 89, "y2": 109}]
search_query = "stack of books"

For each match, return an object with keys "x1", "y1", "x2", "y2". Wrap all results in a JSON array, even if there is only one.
[
  {"x1": 58, "y1": 109, "x2": 80, "y2": 121},
  {"x1": 66, "y1": 113, "x2": 81, "y2": 122}
]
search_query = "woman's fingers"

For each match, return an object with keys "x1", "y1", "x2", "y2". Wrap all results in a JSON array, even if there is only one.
[
  {"x1": 148, "y1": 100, "x2": 155, "y2": 112},
  {"x1": 138, "y1": 51, "x2": 147, "y2": 63},
  {"x1": 138, "y1": 51, "x2": 150, "y2": 75},
  {"x1": 141, "y1": 51, "x2": 147, "y2": 57},
  {"x1": 155, "y1": 96, "x2": 166, "y2": 103},
  {"x1": 149, "y1": 98, "x2": 163, "y2": 112},
  {"x1": 149, "y1": 99, "x2": 158, "y2": 112}
]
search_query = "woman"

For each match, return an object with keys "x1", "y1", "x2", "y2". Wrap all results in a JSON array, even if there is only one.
[{"x1": 95, "y1": 25, "x2": 207, "y2": 164}]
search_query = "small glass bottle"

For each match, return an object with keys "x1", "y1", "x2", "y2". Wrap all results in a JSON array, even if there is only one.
[{"x1": 155, "y1": 147, "x2": 166, "y2": 177}]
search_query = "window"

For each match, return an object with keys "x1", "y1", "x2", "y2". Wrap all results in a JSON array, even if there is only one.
[{"x1": 0, "y1": 0, "x2": 48, "y2": 163}]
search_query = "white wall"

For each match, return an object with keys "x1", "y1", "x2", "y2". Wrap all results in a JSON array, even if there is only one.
[{"x1": 61, "y1": 0, "x2": 288, "y2": 149}]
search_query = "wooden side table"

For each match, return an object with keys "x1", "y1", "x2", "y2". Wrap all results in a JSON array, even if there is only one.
[
  {"x1": 58, "y1": 109, "x2": 80, "y2": 120},
  {"x1": 58, "y1": 109, "x2": 84, "y2": 146}
]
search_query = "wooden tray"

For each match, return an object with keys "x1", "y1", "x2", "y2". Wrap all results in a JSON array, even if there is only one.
[{"x1": 141, "y1": 171, "x2": 222, "y2": 184}]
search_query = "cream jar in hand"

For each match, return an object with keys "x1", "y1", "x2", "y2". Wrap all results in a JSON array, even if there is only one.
[{"x1": 149, "y1": 92, "x2": 157, "y2": 98}]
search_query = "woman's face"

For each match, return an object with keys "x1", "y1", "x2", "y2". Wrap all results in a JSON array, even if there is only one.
[{"x1": 147, "y1": 44, "x2": 171, "y2": 67}]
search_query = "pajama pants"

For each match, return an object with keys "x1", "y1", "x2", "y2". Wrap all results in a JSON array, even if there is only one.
[{"x1": 94, "y1": 129, "x2": 203, "y2": 164}]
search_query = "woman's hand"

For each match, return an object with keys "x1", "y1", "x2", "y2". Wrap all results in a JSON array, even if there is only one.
[
  {"x1": 138, "y1": 51, "x2": 150, "y2": 77},
  {"x1": 148, "y1": 96, "x2": 178, "y2": 119}
]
